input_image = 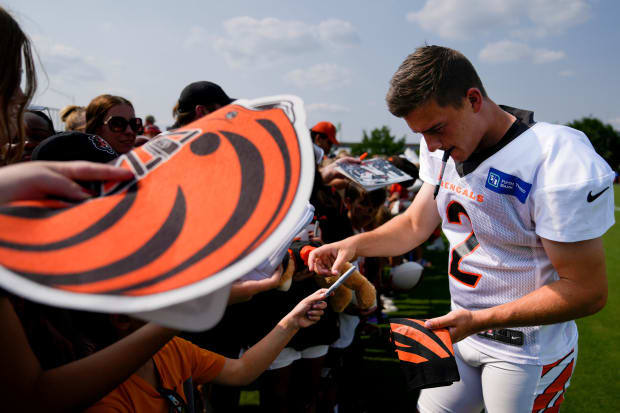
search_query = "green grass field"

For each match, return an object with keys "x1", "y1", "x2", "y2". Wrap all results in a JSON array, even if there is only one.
[
  {"x1": 241, "y1": 184, "x2": 620, "y2": 411},
  {"x1": 563, "y1": 184, "x2": 620, "y2": 412}
]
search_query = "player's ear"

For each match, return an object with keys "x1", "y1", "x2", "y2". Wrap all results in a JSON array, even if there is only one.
[{"x1": 466, "y1": 88, "x2": 483, "y2": 113}]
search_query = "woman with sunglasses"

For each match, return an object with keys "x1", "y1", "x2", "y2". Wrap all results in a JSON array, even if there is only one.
[
  {"x1": 0, "y1": 7, "x2": 183, "y2": 412},
  {"x1": 86, "y1": 94, "x2": 143, "y2": 154}
]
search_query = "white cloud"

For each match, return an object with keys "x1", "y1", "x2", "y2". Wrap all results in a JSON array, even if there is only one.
[
  {"x1": 526, "y1": 0, "x2": 591, "y2": 36},
  {"x1": 559, "y1": 70, "x2": 575, "y2": 77},
  {"x1": 213, "y1": 16, "x2": 359, "y2": 67},
  {"x1": 285, "y1": 64, "x2": 352, "y2": 89},
  {"x1": 318, "y1": 19, "x2": 361, "y2": 45},
  {"x1": 407, "y1": 0, "x2": 518, "y2": 40},
  {"x1": 479, "y1": 40, "x2": 565, "y2": 64},
  {"x1": 306, "y1": 103, "x2": 350, "y2": 113},
  {"x1": 407, "y1": 0, "x2": 591, "y2": 40}
]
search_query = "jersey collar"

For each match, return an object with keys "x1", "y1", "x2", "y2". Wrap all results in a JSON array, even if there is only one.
[{"x1": 454, "y1": 106, "x2": 535, "y2": 177}]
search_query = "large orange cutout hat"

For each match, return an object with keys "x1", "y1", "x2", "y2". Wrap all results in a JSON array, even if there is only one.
[{"x1": 0, "y1": 95, "x2": 315, "y2": 330}]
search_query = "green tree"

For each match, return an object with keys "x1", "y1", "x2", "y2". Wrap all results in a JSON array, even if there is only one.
[
  {"x1": 567, "y1": 117, "x2": 620, "y2": 171},
  {"x1": 350, "y1": 126, "x2": 406, "y2": 157}
]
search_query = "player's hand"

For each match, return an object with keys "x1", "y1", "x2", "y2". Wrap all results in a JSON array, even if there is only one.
[
  {"x1": 308, "y1": 240, "x2": 356, "y2": 276},
  {"x1": 0, "y1": 161, "x2": 134, "y2": 204},
  {"x1": 283, "y1": 289, "x2": 328, "y2": 329},
  {"x1": 424, "y1": 309, "x2": 479, "y2": 343}
]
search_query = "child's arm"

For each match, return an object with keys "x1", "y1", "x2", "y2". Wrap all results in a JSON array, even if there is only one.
[
  {"x1": 0, "y1": 297, "x2": 177, "y2": 412},
  {"x1": 212, "y1": 289, "x2": 328, "y2": 386},
  {"x1": 227, "y1": 264, "x2": 283, "y2": 304}
]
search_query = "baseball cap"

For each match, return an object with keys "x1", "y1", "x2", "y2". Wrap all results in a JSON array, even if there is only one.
[
  {"x1": 177, "y1": 81, "x2": 234, "y2": 113},
  {"x1": 311, "y1": 121, "x2": 339, "y2": 145},
  {"x1": 31, "y1": 132, "x2": 119, "y2": 163}
]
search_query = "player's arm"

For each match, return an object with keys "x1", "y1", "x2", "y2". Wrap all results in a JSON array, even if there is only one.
[
  {"x1": 309, "y1": 182, "x2": 441, "y2": 275},
  {"x1": 212, "y1": 289, "x2": 328, "y2": 386},
  {"x1": 427, "y1": 237, "x2": 608, "y2": 342}
]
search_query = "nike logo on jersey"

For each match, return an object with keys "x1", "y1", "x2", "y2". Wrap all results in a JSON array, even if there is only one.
[{"x1": 587, "y1": 186, "x2": 609, "y2": 202}]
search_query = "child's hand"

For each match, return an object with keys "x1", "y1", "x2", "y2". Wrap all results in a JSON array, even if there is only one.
[{"x1": 285, "y1": 289, "x2": 328, "y2": 329}]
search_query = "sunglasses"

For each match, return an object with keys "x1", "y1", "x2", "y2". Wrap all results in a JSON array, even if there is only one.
[{"x1": 104, "y1": 116, "x2": 143, "y2": 133}]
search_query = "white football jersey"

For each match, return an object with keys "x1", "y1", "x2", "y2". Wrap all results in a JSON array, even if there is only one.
[{"x1": 419, "y1": 106, "x2": 615, "y2": 364}]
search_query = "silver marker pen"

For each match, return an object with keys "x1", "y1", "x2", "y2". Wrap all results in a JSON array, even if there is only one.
[{"x1": 326, "y1": 265, "x2": 357, "y2": 296}]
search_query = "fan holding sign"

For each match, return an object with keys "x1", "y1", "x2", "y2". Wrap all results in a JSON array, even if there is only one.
[{"x1": 0, "y1": 7, "x2": 329, "y2": 410}]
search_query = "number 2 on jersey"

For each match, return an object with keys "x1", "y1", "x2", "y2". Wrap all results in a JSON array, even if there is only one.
[{"x1": 446, "y1": 201, "x2": 482, "y2": 288}]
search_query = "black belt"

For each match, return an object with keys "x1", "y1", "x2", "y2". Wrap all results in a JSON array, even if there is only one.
[{"x1": 477, "y1": 329, "x2": 524, "y2": 346}]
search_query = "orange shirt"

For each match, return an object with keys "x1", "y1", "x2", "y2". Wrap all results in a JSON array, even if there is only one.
[{"x1": 86, "y1": 337, "x2": 225, "y2": 412}]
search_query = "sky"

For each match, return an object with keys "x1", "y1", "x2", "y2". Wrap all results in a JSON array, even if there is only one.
[{"x1": 4, "y1": 0, "x2": 620, "y2": 144}]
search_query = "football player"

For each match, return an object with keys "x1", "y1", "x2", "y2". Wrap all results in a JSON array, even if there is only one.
[{"x1": 309, "y1": 45, "x2": 615, "y2": 413}]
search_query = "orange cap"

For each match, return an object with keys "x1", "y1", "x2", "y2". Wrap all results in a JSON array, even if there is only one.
[{"x1": 311, "y1": 121, "x2": 339, "y2": 145}]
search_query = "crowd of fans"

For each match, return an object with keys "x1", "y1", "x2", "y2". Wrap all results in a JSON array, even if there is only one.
[{"x1": 0, "y1": 7, "x2": 440, "y2": 413}]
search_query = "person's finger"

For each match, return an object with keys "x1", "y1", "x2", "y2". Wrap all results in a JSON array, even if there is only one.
[
  {"x1": 316, "y1": 252, "x2": 336, "y2": 275},
  {"x1": 330, "y1": 252, "x2": 349, "y2": 276},
  {"x1": 337, "y1": 156, "x2": 361, "y2": 164},
  {"x1": 314, "y1": 259, "x2": 331, "y2": 275},
  {"x1": 424, "y1": 313, "x2": 452, "y2": 329},
  {"x1": 45, "y1": 161, "x2": 134, "y2": 182},
  {"x1": 310, "y1": 248, "x2": 336, "y2": 275},
  {"x1": 43, "y1": 173, "x2": 93, "y2": 201},
  {"x1": 307, "y1": 310, "x2": 324, "y2": 317},
  {"x1": 308, "y1": 249, "x2": 321, "y2": 272},
  {"x1": 301, "y1": 290, "x2": 324, "y2": 309},
  {"x1": 308, "y1": 289, "x2": 325, "y2": 300}
]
